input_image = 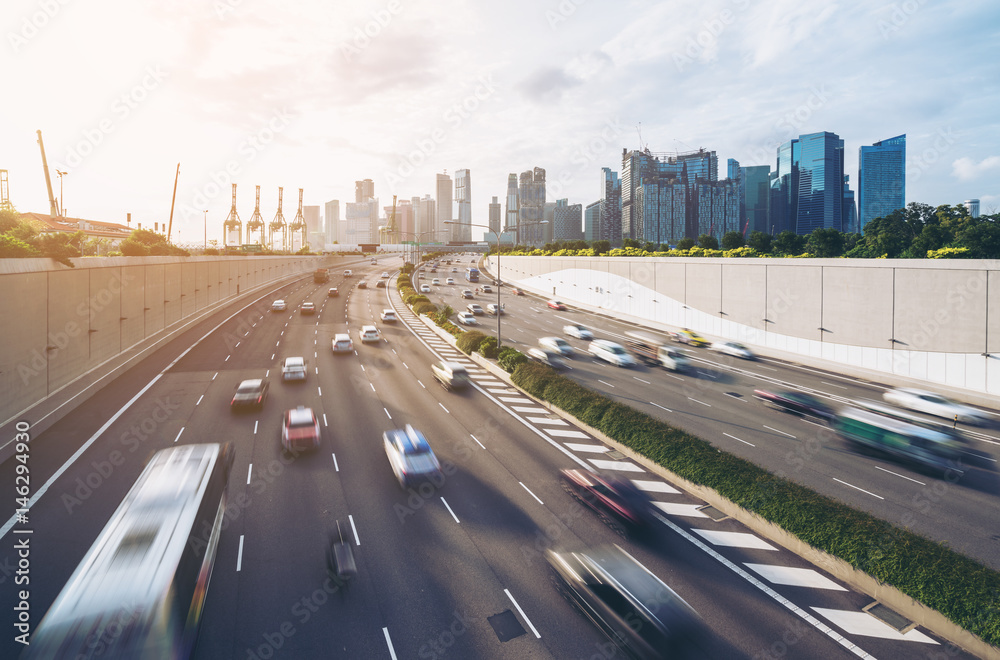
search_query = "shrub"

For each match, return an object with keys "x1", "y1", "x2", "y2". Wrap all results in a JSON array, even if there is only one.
[
  {"x1": 478, "y1": 336, "x2": 499, "y2": 359},
  {"x1": 413, "y1": 302, "x2": 437, "y2": 315},
  {"x1": 457, "y1": 330, "x2": 487, "y2": 355},
  {"x1": 405, "y1": 293, "x2": 429, "y2": 305},
  {"x1": 432, "y1": 305, "x2": 454, "y2": 326},
  {"x1": 497, "y1": 347, "x2": 527, "y2": 373}
]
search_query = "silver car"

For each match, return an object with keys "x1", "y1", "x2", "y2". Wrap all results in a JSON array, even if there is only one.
[
  {"x1": 883, "y1": 387, "x2": 990, "y2": 425},
  {"x1": 383, "y1": 425, "x2": 443, "y2": 488}
]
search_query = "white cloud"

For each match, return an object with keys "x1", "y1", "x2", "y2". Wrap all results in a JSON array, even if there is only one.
[{"x1": 952, "y1": 156, "x2": 1000, "y2": 180}]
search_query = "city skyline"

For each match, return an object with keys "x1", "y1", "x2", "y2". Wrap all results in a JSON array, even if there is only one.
[{"x1": 2, "y1": 0, "x2": 998, "y2": 244}]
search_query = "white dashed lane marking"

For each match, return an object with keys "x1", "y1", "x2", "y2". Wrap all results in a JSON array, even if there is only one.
[
  {"x1": 526, "y1": 417, "x2": 568, "y2": 426},
  {"x1": 632, "y1": 479, "x2": 681, "y2": 495},
  {"x1": 744, "y1": 564, "x2": 847, "y2": 591},
  {"x1": 588, "y1": 459, "x2": 643, "y2": 472},
  {"x1": 545, "y1": 428, "x2": 590, "y2": 439},
  {"x1": 652, "y1": 502, "x2": 710, "y2": 518},
  {"x1": 563, "y1": 443, "x2": 609, "y2": 454},
  {"x1": 811, "y1": 608, "x2": 938, "y2": 643},
  {"x1": 691, "y1": 529, "x2": 778, "y2": 551}
]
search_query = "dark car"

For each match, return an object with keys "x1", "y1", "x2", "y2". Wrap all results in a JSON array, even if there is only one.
[
  {"x1": 376, "y1": 279, "x2": 386, "y2": 288},
  {"x1": 328, "y1": 287, "x2": 339, "y2": 297},
  {"x1": 560, "y1": 469, "x2": 654, "y2": 535},
  {"x1": 754, "y1": 389, "x2": 836, "y2": 423},
  {"x1": 357, "y1": 280, "x2": 368, "y2": 289},
  {"x1": 231, "y1": 378, "x2": 269, "y2": 410},
  {"x1": 546, "y1": 545, "x2": 705, "y2": 659}
]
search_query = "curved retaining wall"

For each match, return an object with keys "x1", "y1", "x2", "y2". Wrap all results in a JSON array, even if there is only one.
[{"x1": 487, "y1": 256, "x2": 1000, "y2": 402}]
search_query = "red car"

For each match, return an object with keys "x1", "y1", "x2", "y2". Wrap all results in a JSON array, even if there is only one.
[
  {"x1": 281, "y1": 406, "x2": 321, "y2": 452},
  {"x1": 511, "y1": 288, "x2": 524, "y2": 296},
  {"x1": 560, "y1": 469, "x2": 654, "y2": 535},
  {"x1": 547, "y1": 299, "x2": 567, "y2": 310}
]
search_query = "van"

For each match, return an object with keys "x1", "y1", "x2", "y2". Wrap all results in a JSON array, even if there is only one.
[
  {"x1": 431, "y1": 361, "x2": 470, "y2": 391},
  {"x1": 625, "y1": 331, "x2": 688, "y2": 372}
]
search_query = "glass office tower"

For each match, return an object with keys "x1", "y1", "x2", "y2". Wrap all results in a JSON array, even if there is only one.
[
  {"x1": 858, "y1": 134, "x2": 905, "y2": 231},
  {"x1": 795, "y1": 131, "x2": 845, "y2": 234}
]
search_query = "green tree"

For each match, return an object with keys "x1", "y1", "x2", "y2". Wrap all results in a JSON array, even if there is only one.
[
  {"x1": 34, "y1": 232, "x2": 81, "y2": 267},
  {"x1": 697, "y1": 234, "x2": 719, "y2": 250},
  {"x1": 773, "y1": 231, "x2": 804, "y2": 255},
  {"x1": 0, "y1": 234, "x2": 39, "y2": 258},
  {"x1": 747, "y1": 230, "x2": 772, "y2": 254},
  {"x1": 642, "y1": 241, "x2": 657, "y2": 252},
  {"x1": 659, "y1": 243, "x2": 671, "y2": 252},
  {"x1": 622, "y1": 238, "x2": 640, "y2": 249},
  {"x1": 721, "y1": 231, "x2": 745, "y2": 250},
  {"x1": 676, "y1": 237, "x2": 696, "y2": 251},
  {"x1": 805, "y1": 227, "x2": 845, "y2": 257},
  {"x1": 953, "y1": 220, "x2": 1000, "y2": 259},
  {"x1": 0, "y1": 207, "x2": 21, "y2": 233},
  {"x1": 119, "y1": 238, "x2": 149, "y2": 256},
  {"x1": 592, "y1": 240, "x2": 611, "y2": 255}
]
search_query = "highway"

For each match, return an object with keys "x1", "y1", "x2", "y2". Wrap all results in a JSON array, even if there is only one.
[{"x1": 0, "y1": 255, "x2": 981, "y2": 659}]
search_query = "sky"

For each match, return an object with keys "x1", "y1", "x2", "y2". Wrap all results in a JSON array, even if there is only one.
[{"x1": 2, "y1": 0, "x2": 999, "y2": 245}]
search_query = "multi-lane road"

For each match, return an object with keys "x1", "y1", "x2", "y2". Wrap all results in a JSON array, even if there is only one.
[{"x1": 0, "y1": 255, "x2": 986, "y2": 658}]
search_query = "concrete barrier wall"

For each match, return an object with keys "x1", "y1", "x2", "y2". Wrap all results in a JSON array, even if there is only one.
[
  {"x1": 489, "y1": 256, "x2": 1000, "y2": 400},
  {"x1": 0, "y1": 255, "x2": 334, "y2": 426}
]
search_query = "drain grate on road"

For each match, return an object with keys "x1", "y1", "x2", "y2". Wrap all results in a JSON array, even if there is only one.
[
  {"x1": 605, "y1": 450, "x2": 626, "y2": 460},
  {"x1": 864, "y1": 601, "x2": 912, "y2": 632},
  {"x1": 488, "y1": 610, "x2": 527, "y2": 642},
  {"x1": 697, "y1": 505, "x2": 729, "y2": 522}
]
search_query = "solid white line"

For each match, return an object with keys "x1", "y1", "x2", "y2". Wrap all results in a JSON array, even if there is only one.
[
  {"x1": 349, "y1": 514, "x2": 361, "y2": 546},
  {"x1": 383, "y1": 628, "x2": 398, "y2": 660},
  {"x1": 246, "y1": 464, "x2": 253, "y2": 485},
  {"x1": 196, "y1": 395, "x2": 204, "y2": 405},
  {"x1": 384, "y1": 408, "x2": 392, "y2": 419},
  {"x1": 441, "y1": 497, "x2": 460, "y2": 523},
  {"x1": 505, "y1": 589, "x2": 541, "y2": 639},
  {"x1": 253, "y1": 420, "x2": 259, "y2": 434},
  {"x1": 724, "y1": 432, "x2": 755, "y2": 447},
  {"x1": 439, "y1": 402, "x2": 450, "y2": 413},
  {"x1": 174, "y1": 427, "x2": 185, "y2": 443},
  {"x1": 598, "y1": 379, "x2": 615, "y2": 388},
  {"x1": 763, "y1": 425, "x2": 796, "y2": 439},
  {"x1": 833, "y1": 478, "x2": 884, "y2": 499},
  {"x1": 236, "y1": 535, "x2": 245, "y2": 572},
  {"x1": 332, "y1": 453, "x2": 339, "y2": 472},
  {"x1": 688, "y1": 397, "x2": 711, "y2": 407},
  {"x1": 470, "y1": 434, "x2": 485, "y2": 449},
  {"x1": 873, "y1": 466, "x2": 925, "y2": 485},
  {"x1": 649, "y1": 401, "x2": 673, "y2": 413},
  {"x1": 519, "y1": 482, "x2": 543, "y2": 505}
]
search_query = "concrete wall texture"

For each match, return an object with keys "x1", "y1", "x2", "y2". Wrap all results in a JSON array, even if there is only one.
[
  {"x1": 0, "y1": 256, "x2": 328, "y2": 426},
  {"x1": 489, "y1": 256, "x2": 1000, "y2": 398}
]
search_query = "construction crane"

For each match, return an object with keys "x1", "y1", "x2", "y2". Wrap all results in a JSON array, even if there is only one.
[
  {"x1": 268, "y1": 187, "x2": 286, "y2": 251},
  {"x1": 223, "y1": 183, "x2": 242, "y2": 248},
  {"x1": 0, "y1": 170, "x2": 13, "y2": 211},
  {"x1": 36, "y1": 130, "x2": 60, "y2": 217},
  {"x1": 166, "y1": 163, "x2": 179, "y2": 242},
  {"x1": 246, "y1": 185, "x2": 265, "y2": 246},
  {"x1": 288, "y1": 188, "x2": 306, "y2": 251}
]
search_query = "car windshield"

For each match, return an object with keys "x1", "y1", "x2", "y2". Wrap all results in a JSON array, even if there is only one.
[
  {"x1": 237, "y1": 382, "x2": 260, "y2": 393},
  {"x1": 609, "y1": 345, "x2": 625, "y2": 354}
]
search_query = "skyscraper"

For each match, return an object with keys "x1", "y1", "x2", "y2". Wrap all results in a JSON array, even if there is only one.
[
  {"x1": 795, "y1": 131, "x2": 845, "y2": 234},
  {"x1": 504, "y1": 173, "x2": 518, "y2": 237},
  {"x1": 584, "y1": 201, "x2": 601, "y2": 243},
  {"x1": 843, "y1": 175, "x2": 858, "y2": 234},
  {"x1": 304, "y1": 205, "x2": 322, "y2": 250},
  {"x1": 436, "y1": 172, "x2": 452, "y2": 241},
  {"x1": 621, "y1": 148, "x2": 719, "y2": 242},
  {"x1": 355, "y1": 179, "x2": 374, "y2": 203},
  {"x1": 454, "y1": 169, "x2": 471, "y2": 243},
  {"x1": 518, "y1": 167, "x2": 546, "y2": 245},
  {"x1": 858, "y1": 134, "x2": 906, "y2": 231},
  {"x1": 324, "y1": 199, "x2": 340, "y2": 245},
  {"x1": 552, "y1": 199, "x2": 583, "y2": 241},
  {"x1": 488, "y1": 196, "x2": 501, "y2": 236},
  {"x1": 742, "y1": 165, "x2": 770, "y2": 234},
  {"x1": 599, "y1": 167, "x2": 622, "y2": 246}
]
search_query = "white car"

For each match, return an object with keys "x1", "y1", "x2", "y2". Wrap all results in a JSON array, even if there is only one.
[
  {"x1": 563, "y1": 324, "x2": 594, "y2": 340},
  {"x1": 360, "y1": 325, "x2": 380, "y2": 343},
  {"x1": 456, "y1": 312, "x2": 477, "y2": 325},
  {"x1": 380, "y1": 309, "x2": 397, "y2": 322},
  {"x1": 281, "y1": 356, "x2": 307, "y2": 381},
  {"x1": 343, "y1": 270, "x2": 353, "y2": 277},
  {"x1": 527, "y1": 347, "x2": 565, "y2": 369},
  {"x1": 332, "y1": 333, "x2": 354, "y2": 353},
  {"x1": 467, "y1": 303, "x2": 484, "y2": 315},
  {"x1": 432, "y1": 278, "x2": 441, "y2": 286},
  {"x1": 381, "y1": 272, "x2": 389, "y2": 279},
  {"x1": 882, "y1": 387, "x2": 990, "y2": 425},
  {"x1": 590, "y1": 340, "x2": 635, "y2": 367},
  {"x1": 712, "y1": 341, "x2": 755, "y2": 360},
  {"x1": 271, "y1": 299, "x2": 287, "y2": 312},
  {"x1": 420, "y1": 284, "x2": 431, "y2": 293},
  {"x1": 446, "y1": 277, "x2": 455, "y2": 285},
  {"x1": 539, "y1": 337, "x2": 574, "y2": 357}
]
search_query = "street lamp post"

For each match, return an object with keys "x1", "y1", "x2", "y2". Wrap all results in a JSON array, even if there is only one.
[{"x1": 203, "y1": 210, "x2": 208, "y2": 252}]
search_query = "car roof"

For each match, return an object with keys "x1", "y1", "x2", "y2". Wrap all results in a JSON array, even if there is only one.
[
  {"x1": 386, "y1": 425, "x2": 432, "y2": 453},
  {"x1": 361, "y1": 324, "x2": 378, "y2": 332},
  {"x1": 382, "y1": 309, "x2": 395, "y2": 314},
  {"x1": 284, "y1": 356, "x2": 304, "y2": 365},
  {"x1": 334, "y1": 333, "x2": 351, "y2": 341},
  {"x1": 287, "y1": 407, "x2": 315, "y2": 424},
  {"x1": 238, "y1": 378, "x2": 263, "y2": 388}
]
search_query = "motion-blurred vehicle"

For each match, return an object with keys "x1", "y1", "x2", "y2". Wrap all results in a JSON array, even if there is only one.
[
  {"x1": 456, "y1": 312, "x2": 477, "y2": 325},
  {"x1": 357, "y1": 280, "x2": 367, "y2": 289},
  {"x1": 481, "y1": 284, "x2": 493, "y2": 294},
  {"x1": 231, "y1": 378, "x2": 269, "y2": 410},
  {"x1": 381, "y1": 271, "x2": 389, "y2": 278},
  {"x1": 563, "y1": 324, "x2": 594, "y2": 340},
  {"x1": 590, "y1": 340, "x2": 635, "y2": 367},
  {"x1": 343, "y1": 269, "x2": 352, "y2": 277},
  {"x1": 711, "y1": 341, "x2": 754, "y2": 359},
  {"x1": 420, "y1": 284, "x2": 431, "y2": 293},
  {"x1": 834, "y1": 407, "x2": 965, "y2": 474},
  {"x1": 462, "y1": 289, "x2": 474, "y2": 299},
  {"x1": 754, "y1": 390, "x2": 836, "y2": 423},
  {"x1": 328, "y1": 287, "x2": 339, "y2": 297},
  {"x1": 432, "y1": 278, "x2": 441, "y2": 285},
  {"x1": 883, "y1": 387, "x2": 990, "y2": 426},
  {"x1": 446, "y1": 277, "x2": 455, "y2": 285},
  {"x1": 332, "y1": 333, "x2": 354, "y2": 353},
  {"x1": 560, "y1": 469, "x2": 654, "y2": 534},
  {"x1": 300, "y1": 302, "x2": 316, "y2": 315},
  {"x1": 360, "y1": 325, "x2": 380, "y2": 343},
  {"x1": 281, "y1": 356, "x2": 307, "y2": 381},
  {"x1": 539, "y1": 336, "x2": 574, "y2": 357},
  {"x1": 281, "y1": 406, "x2": 321, "y2": 452},
  {"x1": 527, "y1": 347, "x2": 566, "y2": 369},
  {"x1": 546, "y1": 545, "x2": 705, "y2": 659},
  {"x1": 511, "y1": 287, "x2": 524, "y2": 296},
  {"x1": 376, "y1": 279, "x2": 386, "y2": 288},
  {"x1": 467, "y1": 303, "x2": 484, "y2": 315},
  {"x1": 486, "y1": 303, "x2": 505, "y2": 315},
  {"x1": 271, "y1": 299, "x2": 286, "y2": 312},
  {"x1": 547, "y1": 299, "x2": 567, "y2": 310},
  {"x1": 432, "y1": 361, "x2": 470, "y2": 391},
  {"x1": 673, "y1": 328, "x2": 710, "y2": 347},
  {"x1": 383, "y1": 425, "x2": 443, "y2": 488},
  {"x1": 380, "y1": 309, "x2": 397, "y2": 322}
]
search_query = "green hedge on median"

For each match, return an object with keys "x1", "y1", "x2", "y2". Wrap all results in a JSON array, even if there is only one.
[{"x1": 510, "y1": 361, "x2": 1000, "y2": 647}]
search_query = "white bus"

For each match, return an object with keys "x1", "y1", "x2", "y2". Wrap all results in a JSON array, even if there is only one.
[{"x1": 24, "y1": 443, "x2": 234, "y2": 659}]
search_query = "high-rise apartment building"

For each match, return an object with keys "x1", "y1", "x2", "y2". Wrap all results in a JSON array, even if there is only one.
[
  {"x1": 454, "y1": 169, "x2": 471, "y2": 243},
  {"x1": 621, "y1": 148, "x2": 719, "y2": 242},
  {"x1": 552, "y1": 199, "x2": 583, "y2": 241},
  {"x1": 599, "y1": 167, "x2": 622, "y2": 246},
  {"x1": 504, "y1": 173, "x2": 518, "y2": 237},
  {"x1": 355, "y1": 179, "x2": 374, "y2": 203},
  {"x1": 584, "y1": 201, "x2": 601, "y2": 243},
  {"x1": 436, "y1": 172, "x2": 452, "y2": 241},
  {"x1": 518, "y1": 167, "x2": 546, "y2": 245},
  {"x1": 324, "y1": 199, "x2": 340, "y2": 245},
  {"x1": 858, "y1": 134, "x2": 905, "y2": 231},
  {"x1": 304, "y1": 205, "x2": 322, "y2": 250},
  {"x1": 412, "y1": 195, "x2": 436, "y2": 240},
  {"x1": 488, "y1": 196, "x2": 501, "y2": 237},
  {"x1": 345, "y1": 199, "x2": 378, "y2": 244}
]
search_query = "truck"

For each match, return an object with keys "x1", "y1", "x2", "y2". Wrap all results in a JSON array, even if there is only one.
[
  {"x1": 313, "y1": 268, "x2": 329, "y2": 283},
  {"x1": 624, "y1": 331, "x2": 689, "y2": 372}
]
